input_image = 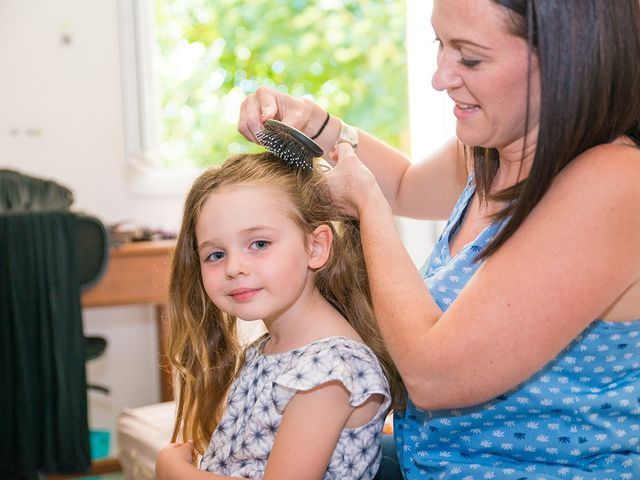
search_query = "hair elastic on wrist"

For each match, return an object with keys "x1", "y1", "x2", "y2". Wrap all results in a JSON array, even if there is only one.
[{"x1": 310, "y1": 112, "x2": 330, "y2": 139}]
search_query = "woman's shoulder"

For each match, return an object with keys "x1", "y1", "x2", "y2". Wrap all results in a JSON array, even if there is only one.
[
  {"x1": 571, "y1": 138, "x2": 640, "y2": 175},
  {"x1": 557, "y1": 139, "x2": 640, "y2": 198},
  {"x1": 545, "y1": 138, "x2": 640, "y2": 269}
]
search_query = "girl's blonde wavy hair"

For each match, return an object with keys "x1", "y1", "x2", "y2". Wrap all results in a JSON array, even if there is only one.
[{"x1": 167, "y1": 152, "x2": 404, "y2": 455}]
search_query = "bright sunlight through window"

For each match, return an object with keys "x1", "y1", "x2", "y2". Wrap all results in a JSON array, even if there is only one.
[{"x1": 121, "y1": 0, "x2": 409, "y2": 169}]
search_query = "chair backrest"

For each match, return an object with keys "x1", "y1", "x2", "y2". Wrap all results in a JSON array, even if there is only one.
[
  {"x1": 0, "y1": 169, "x2": 109, "y2": 289},
  {"x1": 76, "y1": 213, "x2": 109, "y2": 290}
]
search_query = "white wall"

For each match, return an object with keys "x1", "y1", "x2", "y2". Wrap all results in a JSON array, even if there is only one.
[
  {"x1": 402, "y1": 0, "x2": 456, "y2": 267},
  {"x1": 0, "y1": 0, "x2": 184, "y2": 226},
  {"x1": 0, "y1": 0, "x2": 184, "y2": 456}
]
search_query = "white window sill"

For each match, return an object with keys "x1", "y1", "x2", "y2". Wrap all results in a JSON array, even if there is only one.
[{"x1": 126, "y1": 160, "x2": 203, "y2": 197}]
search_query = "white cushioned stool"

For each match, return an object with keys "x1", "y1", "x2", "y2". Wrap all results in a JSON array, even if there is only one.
[{"x1": 116, "y1": 401, "x2": 176, "y2": 480}]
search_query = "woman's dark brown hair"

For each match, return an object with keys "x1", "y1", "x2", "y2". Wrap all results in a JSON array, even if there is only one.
[{"x1": 474, "y1": 0, "x2": 640, "y2": 259}]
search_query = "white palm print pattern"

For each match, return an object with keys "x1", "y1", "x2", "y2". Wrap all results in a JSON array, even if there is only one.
[{"x1": 394, "y1": 178, "x2": 640, "y2": 479}]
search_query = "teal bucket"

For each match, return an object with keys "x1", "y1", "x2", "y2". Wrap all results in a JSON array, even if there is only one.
[{"x1": 89, "y1": 429, "x2": 111, "y2": 460}]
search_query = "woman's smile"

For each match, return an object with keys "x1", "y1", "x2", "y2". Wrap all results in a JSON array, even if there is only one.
[{"x1": 453, "y1": 100, "x2": 481, "y2": 119}]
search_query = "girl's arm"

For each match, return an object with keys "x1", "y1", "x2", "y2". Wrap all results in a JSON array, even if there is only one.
[
  {"x1": 329, "y1": 142, "x2": 640, "y2": 411},
  {"x1": 238, "y1": 86, "x2": 467, "y2": 220},
  {"x1": 262, "y1": 381, "x2": 358, "y2": 480},
  {"x1": 156, "y1": 442, "x2": 245, "y2": 480}
]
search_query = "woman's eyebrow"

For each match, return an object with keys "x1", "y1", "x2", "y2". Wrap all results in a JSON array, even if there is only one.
[{"x1": 449, "y1": 38, "x2": 492, "y2": 50}]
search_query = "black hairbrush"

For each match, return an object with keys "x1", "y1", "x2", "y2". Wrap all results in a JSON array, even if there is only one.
[{"x1": 255, "y1": 119, "x2": 324, "y2": 170}]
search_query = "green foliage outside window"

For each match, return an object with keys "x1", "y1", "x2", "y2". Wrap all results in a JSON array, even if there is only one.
[{"x1": 156, "y1": 0, "x2": 408, "y2": 167}]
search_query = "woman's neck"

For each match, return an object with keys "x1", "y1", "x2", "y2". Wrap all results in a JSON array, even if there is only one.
[
  {"x1": 492, "y1": 128, "x2": 538, "y2": 190},
  {"x1": 493, "y1": 148, "x2": 535, "y2": 191}
]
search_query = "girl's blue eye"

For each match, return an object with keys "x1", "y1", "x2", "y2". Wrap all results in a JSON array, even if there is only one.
[
  {"x1": 207, "y1": 251, "x2": 225, "y2": 262},
  {"x1": 251, "y1": 240, "x2": 270, "y2": 250}
]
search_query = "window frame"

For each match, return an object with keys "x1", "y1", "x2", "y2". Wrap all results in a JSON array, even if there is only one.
[{"x1": 117, "y1": 0, "x2": 200, "y2": 196}]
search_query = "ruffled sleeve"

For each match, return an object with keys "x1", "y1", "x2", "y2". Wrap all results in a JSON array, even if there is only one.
[{"x1": 271, "y1": 337, "x2": 391, "y2": 416}]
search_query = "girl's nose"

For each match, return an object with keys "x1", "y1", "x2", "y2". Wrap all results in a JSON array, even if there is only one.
[
  {"x1": 225, "y1": 253, "x2": 248, "y2": 278},
  {"x1": 431, "y1": 52, "x2": 463, "y2": 92}
]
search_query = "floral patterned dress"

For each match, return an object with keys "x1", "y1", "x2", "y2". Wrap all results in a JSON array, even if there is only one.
[
  {"x1": 394, "y1": 177, "x2": 640, "y2": 479},
  {"x1": 200, "y1": 335, "x2": 391, "y2": 479}
]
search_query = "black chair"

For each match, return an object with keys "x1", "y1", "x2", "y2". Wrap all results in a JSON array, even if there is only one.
[{"x1": 0, "y1": 170, "x2": 110, "y2": 478}]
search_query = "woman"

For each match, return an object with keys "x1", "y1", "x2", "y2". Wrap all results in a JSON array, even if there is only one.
[{"x1": 238, "y1": 0, "x2": 640, "y2": 477}]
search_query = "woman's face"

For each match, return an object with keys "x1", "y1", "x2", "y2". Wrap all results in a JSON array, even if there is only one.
[{"x1": 431, "y1": 0, "x2": 540, "y2": 155}]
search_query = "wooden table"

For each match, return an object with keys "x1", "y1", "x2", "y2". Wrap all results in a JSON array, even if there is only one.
[{"x1": 81, "y1": 239, "x2": 175, "y2": 402}]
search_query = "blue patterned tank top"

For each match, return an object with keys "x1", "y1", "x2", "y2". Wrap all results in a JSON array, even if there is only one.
[{"x1": 394, "y1": 177, "x2": 640, "y2": 479}]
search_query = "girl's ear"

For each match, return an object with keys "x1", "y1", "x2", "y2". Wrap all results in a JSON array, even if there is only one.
[{"x1": 307, "y1": 224, "x2": 333, "y2": 270}]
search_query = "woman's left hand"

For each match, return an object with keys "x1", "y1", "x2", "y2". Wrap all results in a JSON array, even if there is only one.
[{"x1": 326, "y1": 143, "x2": 384, "y2": 218}]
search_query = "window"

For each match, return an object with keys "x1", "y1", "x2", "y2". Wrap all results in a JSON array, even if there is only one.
[{"x1": 118, "y1": 0, "x2": 409, "y2": 182}]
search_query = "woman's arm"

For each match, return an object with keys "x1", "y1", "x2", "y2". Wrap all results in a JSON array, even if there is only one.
[
  {"x1": 330, "y1": 142, "x2": 640, "y2": 411},
  {"x1": 238, "y1": 86, "x2": 467, "y2": 219}
]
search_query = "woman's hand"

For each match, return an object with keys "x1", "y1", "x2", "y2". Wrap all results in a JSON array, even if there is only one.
[
  {"x1": 156, "y1": 441, "x2": 195, "y2": 480},
  {"x1": 326, "y1": 143, "x2": 386, "y2": 218},
  {"x1": 238, "y1": 86, "x2": 329, "y2": 145}
]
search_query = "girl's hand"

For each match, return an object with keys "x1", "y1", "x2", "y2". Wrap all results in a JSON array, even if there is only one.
[
  {"x1": 326, "y1": 143, "x2": 384, "y2": 218},
  {"x1": 156, "y1": 441, "x2": 195, "y2": 480},
  {"x1": 238, "y1": 86, "x2": 326, "y2": 144}
]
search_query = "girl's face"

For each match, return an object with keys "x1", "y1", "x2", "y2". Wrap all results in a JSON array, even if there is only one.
[
  {"x1": 196, "y1": 184, "x2": 316, "y2": 325},
  {"x1": 431, "y1": 0, "x2": 540, "y2": 156}
]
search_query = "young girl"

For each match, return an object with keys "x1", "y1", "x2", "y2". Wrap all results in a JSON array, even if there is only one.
[{"x1": 156, "y1": 152, "x2": 403, "y2": 480}]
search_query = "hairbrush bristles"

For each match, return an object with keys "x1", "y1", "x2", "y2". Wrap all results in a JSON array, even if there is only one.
[{"x1": 255, "y1": 119, "x2": 324, "y2": 170}]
